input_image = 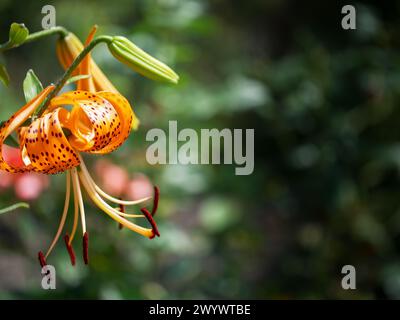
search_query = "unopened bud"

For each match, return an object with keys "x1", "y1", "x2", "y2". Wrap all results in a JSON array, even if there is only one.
[{"x1": 108, "y1": 36, "x2": 179, "y2": 84}]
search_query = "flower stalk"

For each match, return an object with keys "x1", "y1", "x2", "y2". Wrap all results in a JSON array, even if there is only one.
[
  {"x1": 0, "y1": 26, "x2": 68, "y2": 52},
  {"x1": 24, "y1": 26, "x2": 69, "y2": 43}
]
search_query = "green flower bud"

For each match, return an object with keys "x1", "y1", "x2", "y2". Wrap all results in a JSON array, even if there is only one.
[
  {"x1": 9, "y1": 23, "x2": 29, "y2": 47},
  {"x1": 108, "y1": 36, "x2": 179, "y2": 84}
]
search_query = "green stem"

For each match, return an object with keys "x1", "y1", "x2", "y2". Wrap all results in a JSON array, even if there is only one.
[
  {"x1": 0, "y1": 202, "x2": 29, "y2": 215},
  {"x1": 33, "y1": 35, "x2": 112, "y2": 118},
  {"x1": 0, "y1": 26, "x2": 69, "y2": 52},
  {"x1": 25, "y1": 26, "x2": 69, "y2": 43}
]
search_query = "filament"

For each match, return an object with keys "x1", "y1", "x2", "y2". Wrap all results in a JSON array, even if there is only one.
[
  {"x1": 45, "y1": 171, "x2": 71, "y2": 259},
  {"x1": 78, "y1": 170, "x2": 153, "y2": 238},
  {"x1": 71, "y1": 167, "x2": 86, "y2": 234},
  {"x1": 69, "y1": 178, "x2": 80, "y2": 245},
  {"x1": 79, "y1": 158, "x2": 151, "y2": 206}
]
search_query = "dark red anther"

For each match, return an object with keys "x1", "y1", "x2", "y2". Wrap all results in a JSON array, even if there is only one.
[
  {"x1": 64, "y1": 234, "x2": 76, "y2": 266},
  {"x1": 38, "y1": 251, "x2": 46, "y2": 268},
  {"x1": 141, "y1": 208, "x2": 160, "y2": 238},
  {"x1": 151, "y1": 186, "x2": 159, "y2": 217},
  {"x1": 118, "y1": 203, "x2": 125, "y2": 230},
  {"x1": 83, "y1": 232, "x2": 89, "y2": 265}
]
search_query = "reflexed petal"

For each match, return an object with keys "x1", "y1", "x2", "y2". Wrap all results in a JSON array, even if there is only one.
[
  {"x1": 19, "y1": 108, "x2": 80, "y2": 174},
  {"x1": 0, "y1": 86, "x2": 54, "y2": 173},
  {"x1": 50, "y1": 90, "x2": 135, "y2": 154},
  {"x1": 2, "y1": 89, "x2": 136, "y2": 175}
]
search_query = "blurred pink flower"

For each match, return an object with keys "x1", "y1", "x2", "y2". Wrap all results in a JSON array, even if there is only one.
[
  {"x1": 94, "y1": 160, "x2": 154, "y2": 201},
  {"x1": 14, "y1": 174, "x2": 46, "y2": 200},
  {"x1": 94, "y1": 159, "x2": 129, "y2": 196},
  {"x1": 0, "y1": 170, "x2": 14, "y2": 189},
  {"x1": 125, "y1": 174, "x2": 154, "y2": 201}
]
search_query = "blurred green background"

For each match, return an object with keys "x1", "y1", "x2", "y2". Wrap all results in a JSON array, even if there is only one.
[{"x1": 1, "y1": 0, "x2": 400, "y2": 299}]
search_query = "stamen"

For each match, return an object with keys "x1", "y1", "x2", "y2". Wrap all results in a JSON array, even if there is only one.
[
  {"x1": 96, "y1": 184, "x2": 151, "y2": 206},
  {"x1": 64, "y1": 234, "x2": 76, "y2": 266},
  {"x1": 38, "y1": 251, "x2": 46, "y2": 268},
  {"x1": 79, "y1": 169, "x2": 143, "y2": 218},
  {"x1": 72, "y1": 168, "x2": 87, "y2": 234},
  {"x1": 151, "y1": 186, "x2": 159, "y2": 216},
  {"x1": 79, "y1": 158, "x2": 151, "y2": 206},
  {"x1": 83, "y1": 231, "x2": 89, "y2": 265},
  {"x1": 116, "y1": 212, "x2": 144, "y2": 218},
  {"x1": 45, "y1": 171, "x2": 71, "y2": 259},
  {"x1": 78, "y1": 170, "x2": 154, "y2": 238},
  {"x1": 141, "y1": 208, "x2": 160, "y2": 239},
  {"x1": 118, "y1": 203, "x2": 124, "y2": 230},
  {"x1": 69, "y1": 183, "x2": 79, "y2": 245}
]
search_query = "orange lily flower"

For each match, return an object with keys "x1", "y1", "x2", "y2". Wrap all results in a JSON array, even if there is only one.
[{"x1": 0, "y1": 29, "x2": 161, "y2": 267}]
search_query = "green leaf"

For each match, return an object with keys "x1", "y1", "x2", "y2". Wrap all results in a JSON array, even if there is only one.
[
  {"x1": 9, "y1": 23, "x2": 29, "y2": 47},
  {"x1": 23, "y1": 69, "x2": 43, "y2": 103},
  {"x1": 0, "y1": 64, "x2": 10, "y2": 86},
  {"x1": 65, "y1": 74, "x2": 90, "y2": 85},
  {"x1": 0, "y1": 202, "x2": 29, "y2": 215}
]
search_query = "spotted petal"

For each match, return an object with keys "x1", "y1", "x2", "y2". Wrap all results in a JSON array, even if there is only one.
[{"x1": 0, "y1": 86, "x2": 54, "y2": 173}]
